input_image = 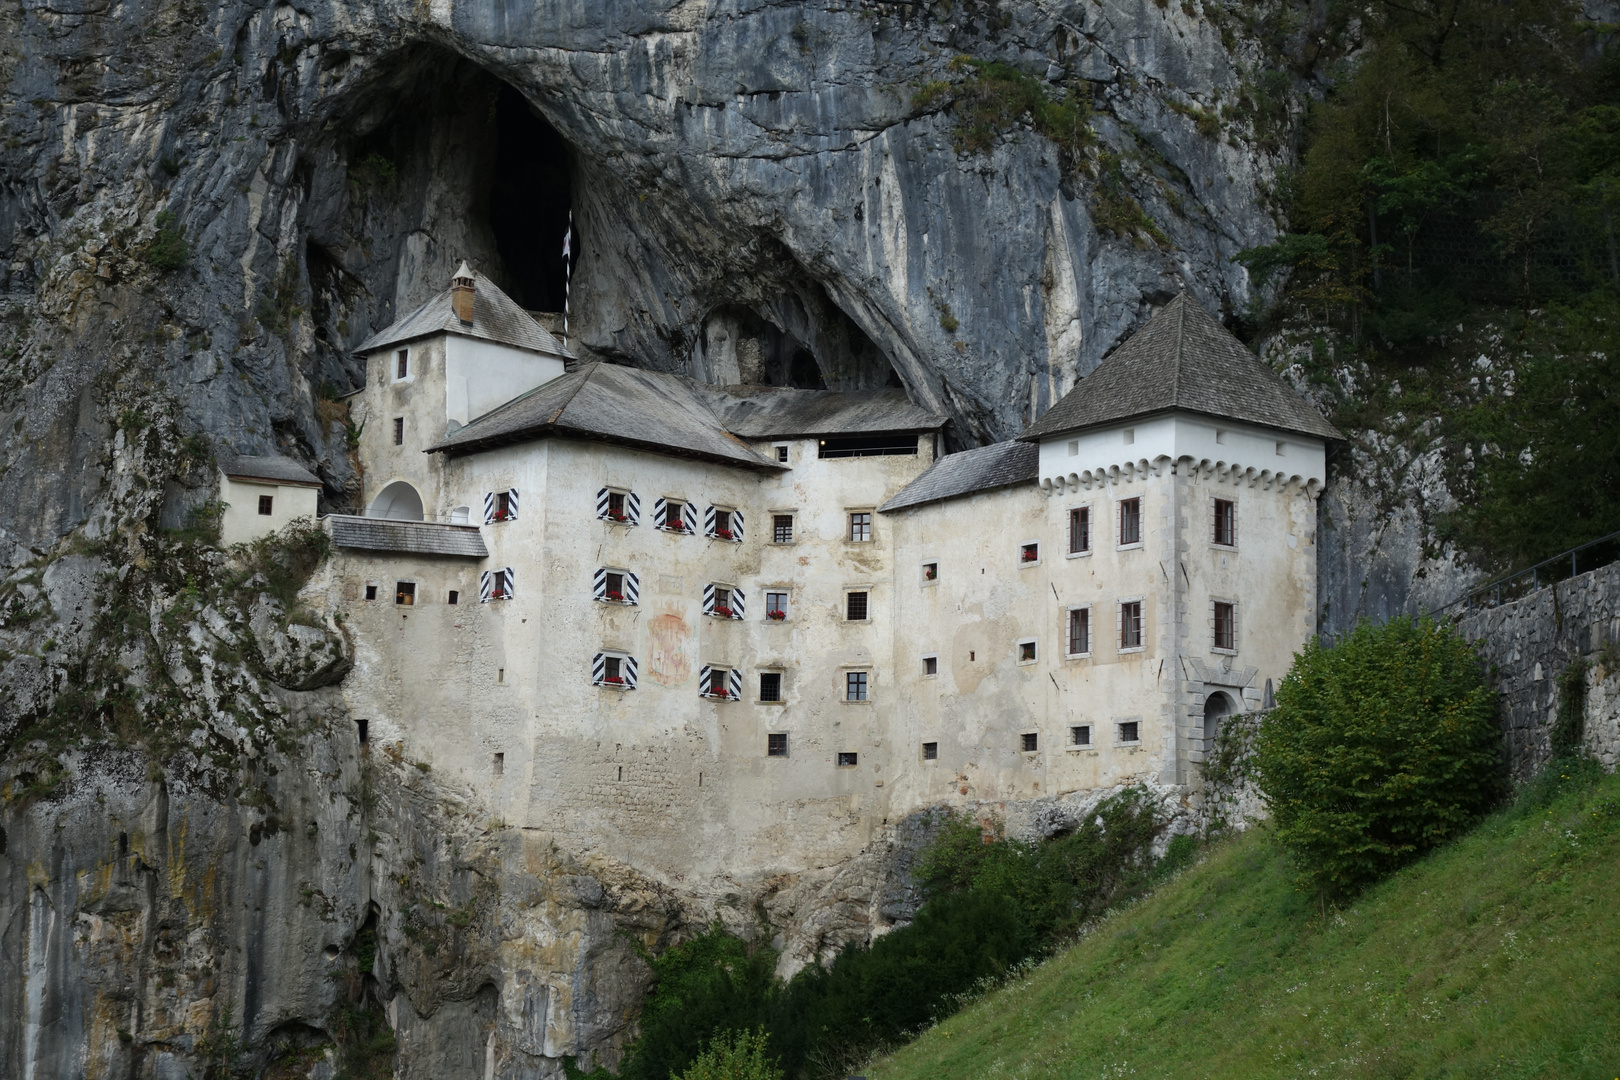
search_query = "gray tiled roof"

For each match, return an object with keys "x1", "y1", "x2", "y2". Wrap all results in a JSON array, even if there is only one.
[
  {"x1": 355, "y1": 271, "x2": 571, "y2": 358},
  {"x1": 426, "y1": 363, "x2": 786, "y2": 471},
  {"x1": 879, "y1": 441, "x2": 1039, "y2": 513},
  {"x1": 1020, "y1": 294, "x2": 1342, "y2": 442},
  {"x1": 325, "y1": 515, "x2": 489, "y2": 559},
  {"x1": 218, "y1": 452, "x2": 322, "y2": 488},
  {"x1": 712, "y1": 385, "x2": 946, "y2": 438}
]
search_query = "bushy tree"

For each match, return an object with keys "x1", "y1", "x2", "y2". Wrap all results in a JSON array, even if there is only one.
[
  {"x1": 674, "y1": 1029, "x2": 782, "y2": 1080},
  {"x1": 1256, "y1": 617, "x2": 1504, "y2": 899}
]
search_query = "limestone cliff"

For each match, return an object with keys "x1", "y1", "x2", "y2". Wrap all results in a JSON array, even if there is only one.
[{"x1": 0, "y1": 0, "x2": 1449, "y2": 1076}]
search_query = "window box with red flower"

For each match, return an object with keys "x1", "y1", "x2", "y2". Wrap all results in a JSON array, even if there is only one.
[{"x1": 766, "y1": 609, "x2": 786, "y2": 621}]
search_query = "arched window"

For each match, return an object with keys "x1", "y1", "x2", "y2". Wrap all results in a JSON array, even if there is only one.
[{"x1": 368, "y1": 481, "x2": 424, "y2": 521}]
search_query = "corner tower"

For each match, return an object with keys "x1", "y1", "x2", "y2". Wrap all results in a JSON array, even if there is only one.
[{"x1": 1020, "y1": 294, "x2": 1342, "y2": 787}]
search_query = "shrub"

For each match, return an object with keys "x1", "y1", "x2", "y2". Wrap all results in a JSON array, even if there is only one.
[
  {"x1": 1255, "y1": 616, "x2": 1504, "y2": 900},
  {"x1": 146, "y1": 210, "x2": 188, "y2": 271},
  {"x1": 675, "y1": 1030, "x2": 782, "y2": 1080}
]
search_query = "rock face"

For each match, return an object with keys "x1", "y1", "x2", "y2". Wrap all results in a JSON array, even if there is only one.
[{"x1": 0, "y1": 0, "x2": 1389, "y2": 1076}]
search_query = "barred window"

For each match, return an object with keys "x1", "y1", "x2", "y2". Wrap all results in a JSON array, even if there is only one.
[
  {"x1": 848, "y1": 512, "x2": 872, "y2": 542},
  {"x1": 1214, "y1": 601, "x2": 1236, "y2": 651},
  {"x1": 1068, "y1": 608, "x2": 1091, "y2": 655},
  {"x1": 773, "y1": 514, "x2": 794, "y2": 543},
  {"x1": 846, "y1": 591, "x2": 869, "y2": 621},
  {"x1": 759, "y1": 672, "x2": 782, "y2": 702},
  {"x1": 768, "y1": 732, "x2": 788, "y2": 756},
  {"x1": 846, "y1": 671, "x2": 868, "y2": 701}
]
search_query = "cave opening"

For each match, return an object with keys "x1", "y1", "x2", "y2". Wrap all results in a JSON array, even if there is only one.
[{"x1": 486, "y1": 83, "x2": 573, "y2": 313}]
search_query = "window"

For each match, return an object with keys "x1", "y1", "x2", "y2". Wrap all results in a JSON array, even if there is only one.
[
  {"x1": 772, "y1": 514, "x2": 794, "y2": 543},
  {"x1": 487, "y1": 489, "x2": 518, "y2": 523},
  {"x1": 819, "y1": 434, "x2": 916, "y2": 458},
  {"x1": 705, "y1": 583, "x2": 744, "y2": 619},
  {"x1": 765, "y1": 591, "x2": 789, "y2": 621},
  {"x1": 707, "y1": 668, "x2": 728, "y2": 697},
  {"x1": 594, "y1": 652, "x2": 637, "y2": 689},
  {"x1": 395, "y1": 581, "x2": 415, "y2": 606},
  {"x1": 1068, "y1": 507, "x2": 1091, "y2": 554},
  {"x1": 921, "y1": 561, "x2": 938, "y2": 583},
  {"x1": 845, "y1": 671, "x2": 868, "y2": 701},
  {"x1": 1117, "y1": 720, "x2": 1141, "y2": 744},
  {"x1": 846, "y1": 591, "x2": 869, "y2": 621},
  {"x1": 393, "y1": 417, "x2": 404, "y2": 446},
  {"x1": 1020, "y1": 542, "x2": 1040, "y2": 565},
  {"x1": 1018, "y1": 639, "x2": 1037, "y2": 663},
  {"x1": 1275, "y1": 440, "x2": 1287, "y2": 456},
  {"x1": 707, "y1": 506, "x2": 744, "y2": 541},
  {"x1": 447, "y1": 590, "x2": 459, "y2": 605},
  {"x1": 698, "y1": 664, "x2": 740, "y2": 700},
  {"x1": 1123, "y1": 428, "x2": 1135, "y2": 445},
  {"x1": 395, "y1": 349, "x2": 409, "y2": 379},
  {"x1": 594, "y1": 568, "x2": 639, "y2": 604},
  {"x1": 364, "y1": 584, "x2": 378, "y2": 601},
  {"x1": 1213, "y1": 499, "x2": 1236, "y2": 547},
  {"x1": 848, "y1": 511, "x2": 872, "y2": 542},
  {"x1": 257, "y1": 494, "x2": 274, "y2": 516},
  {"x1": 923, "y1": 655, "x2": 938, "y2": 676},
  {"x1": 1068, "y1": 607, "x2": 1091, "y2": 656},
  {"x1": 1120, "y1": 601, "x2": 1143, "y2": 650},
  {"x1": 775, "y1": 445, "x2": 789, "y2": 463},
  {"x1": 837, "y1": 751, "x2": 859, "y2": 766},
  {"x1": 1070, "y1": 725, "x2": 1091, "y2": 747},
  {"x1": 480, "y1": 568, "x2": 514, "y2": 602},
  {"x1": 1215, "y1": 428, "x2": 1229, "y2": 445},
  {"x1": 1119, "y1": 497, "x2": 1141, "y2": 546},
  {"x1": 922, "y1": 741, "x2": 938, "y2": 760},
  {"x1": 768, "y1": 732, "x2": 788, "y2": 756},
  {"x1": 597, "y1": 488, "x2": 638, "y2": 525},
  {"x1": 658, "y1": 498, "x2": 691, "y2": 532},
  {"x1": 1214, "y1": 601, "x2": 1236, "y2": 652},
  {"x1": 759, "y1": 672, "x2": 782, "y2": 702},
  {"x1": 1021, "y1": 732, "x2": 1038, "y2": 753},
  {"x1": 1067, "y1": 439, "x2": 1079, "y2": 456},
  {"x1": 492, "y1": 752, "x2": 504, "y2": 777}
]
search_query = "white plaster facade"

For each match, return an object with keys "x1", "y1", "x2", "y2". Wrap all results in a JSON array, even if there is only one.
[
  {"x1": 308, "y1": 277, "x2": 1335, "y2": 888},
  {"x1": 219, "y1": 460, "x2": 321, "y2": 545}
]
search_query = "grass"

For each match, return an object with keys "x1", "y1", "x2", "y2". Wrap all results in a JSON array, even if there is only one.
[{"x1": 869, "y1": 762, "x2": 1620, "y2": 1080}]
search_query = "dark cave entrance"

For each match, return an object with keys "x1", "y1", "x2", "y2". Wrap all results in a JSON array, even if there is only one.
[{"x1": 486, "y1": 84, "x2": 574, "y2": 312}]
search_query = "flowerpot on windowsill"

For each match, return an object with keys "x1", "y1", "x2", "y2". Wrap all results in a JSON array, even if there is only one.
[
  {"x1": 923, "y1": 570, "x2": 936, "y2": 580},
  {"x1": 714, "y1": 529, "x2": 735, "y2": 540},
  {"x1": 668, "y1": 522, "x2": 687, "y2": 532},
  {"x1": 603, "y1": 676, "x2": 625, "y2": 685},
  {"x1": 607, "y1": 512, "x2": 628, "y2": 523},
  {"x1": 712, "y1": 607, "x2": 734, "y2": 618},
  {"x1": 605, "y1": 592, "x2": 625, "y2": 602},
  {"x1": 766, "y1": 610, "x2": 786, "y2": 621}
]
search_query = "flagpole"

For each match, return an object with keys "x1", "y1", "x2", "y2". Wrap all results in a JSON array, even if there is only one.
[{"x1": 561, "y1": 210, "x2": 573, "y2": 350}]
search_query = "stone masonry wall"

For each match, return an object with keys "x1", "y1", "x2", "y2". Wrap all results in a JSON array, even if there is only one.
[{"x1": 1457, "y1": 561, "x2": 1620, "y2": 779}]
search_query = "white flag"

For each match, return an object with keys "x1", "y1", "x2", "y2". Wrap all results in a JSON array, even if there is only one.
[{"x1": 561, "y1": 226, "x2": 571, "y2": 260}]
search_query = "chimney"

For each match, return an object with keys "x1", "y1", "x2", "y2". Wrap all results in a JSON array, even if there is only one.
[{"x1": 450, "y1": 261, "x2": 476, "y2": 325}]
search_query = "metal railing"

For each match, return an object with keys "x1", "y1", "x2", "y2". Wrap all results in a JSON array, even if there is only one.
[{"x1": 1430, "y1": 528, "x2": 1620, "y2": 619}]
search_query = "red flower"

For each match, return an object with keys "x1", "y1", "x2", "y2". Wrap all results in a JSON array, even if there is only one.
[
  {"x1": 766, "y1": 609, "x2": 786, "y2": 620},
  {"x1": 605, "y1": 591, "x2": 624, "y2": 602},
  {"x1": 713, "y1": 606, "x2": 734, "y2": 618},
  {"x1": 604, "y1": 676, "x2": 624, "y2": 685}
]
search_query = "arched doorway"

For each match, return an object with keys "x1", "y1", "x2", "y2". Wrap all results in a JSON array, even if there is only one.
[
  {"x1": 1203, "y1": 691, "x2": 1237, "y2": 747},
  {"x1": 368, "y1": 481, "x2": 424, "y2": 521}
]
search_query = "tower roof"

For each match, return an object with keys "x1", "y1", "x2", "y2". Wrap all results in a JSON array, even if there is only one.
[
  {"x1": 356, "y1": 269, "x2": 572, "y2": 359},
  {"x1": 1019, "y1": 294, "x2": 1341, "y2": 442}
]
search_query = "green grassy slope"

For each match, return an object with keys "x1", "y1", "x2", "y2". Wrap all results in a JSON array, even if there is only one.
[{"x1": 869, "y1": 766, "x2": 1620, "y2": 1080}]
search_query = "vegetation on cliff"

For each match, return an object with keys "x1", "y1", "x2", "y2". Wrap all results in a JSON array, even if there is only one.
[
  {"x1": 868, "y1": 758, "x2": 1620, "y2": 1080},
  {"x1": 1243, "y1": 0, "x2": 1620, "y2": 570}
]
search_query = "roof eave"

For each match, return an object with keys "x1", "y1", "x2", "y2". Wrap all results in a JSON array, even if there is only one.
[
  {"x1": 1020, "y1": 407, "x2": 1339, "y2": 444},
  {"x1": 223, "y1": 473, "x2": 323, "y2": 488},
  {"x1": 878, "y1": 477, "x2": 1030, "y2": 515},
  {"x1": 427, "y1": 424, "x2": 788, "y2": 472}
]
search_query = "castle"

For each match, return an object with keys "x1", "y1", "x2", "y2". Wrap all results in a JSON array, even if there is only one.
[{"x1": 252, "y1": 266, "x2": 1339, "y2": 885}]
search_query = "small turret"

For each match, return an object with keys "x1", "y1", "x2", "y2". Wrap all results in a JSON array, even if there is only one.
[{"x1": 450, "y1": 261, "x2": 476, "y2": 325}]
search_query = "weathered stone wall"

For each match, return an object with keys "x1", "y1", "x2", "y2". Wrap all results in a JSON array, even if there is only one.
[{"x1": 1458, "y1": 561, "x2": 1620, "y2": 779}]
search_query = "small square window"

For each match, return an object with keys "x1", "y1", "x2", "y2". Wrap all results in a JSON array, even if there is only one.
[
  {"x1": 921, "y1": 561, "x2": 938, "y2": 583},
  {"x1": 765, "y1": 591, "x2": 789, "y2": 621},
  {"x1": 775, "y1": 445, "x2": 789, "y2": 463},
  {"x1": 846, "y1": 591, "x2": 869, "y2": 621},
  {"x1": 665, "y1": 501, "x2": 686, "y2": 530},
  {"x1": 364, "y1": 583, "x2": 378, "y2": 601},
  {"x1": 837, "y1": 751, "x2": 858, "y2": 767},
  {"x1": 396, "y1": 349, "x2": 409, "y2": 379},
  {"x1": 1120, "y1": 601, "x2": 1144, "y2": 650},
  {"x1": 257, "y1": 494, "x2": 274, "y2": 516},
  {"x1": 497, "y1": 668, "x2": 505, "y2": 684},
  {"x1": 848, "y1": 512, "x2": 872, "y2": 542},
  {"x1": 1021, "y1": 732, "x2": 1038, "y2": 753},
  {"x1": 923, "y1": 655, "x2": 938, "y2": 676},
  {"x1": 1119, "y1": 497, "x2": 1142, "y2": 546},
  {"x1": 493, "y1": 752, "x2": 504, "y2": 776},
  {"x1": 1067, "y1": 439, "x2": 1079, "y2": 456},
  {"x1": 1215, "y1": 428, "x2": 1229, "y2": 445},
  {"x1": 1123, "y1": 428, "x2": 1135, "y2": 445},
  {"x1": 707, "y1": 668, "x2": 729, "y2": 697},
  {"x1": 1275, "y1": 440, "x2": 1287, "y2": 456},
  {"x1": 395, "y1": 581, "x2": 415, "y2": 606},
  {"x1": 773, "y1": 514, "x2": 794, "y2": 543},
  {"x1": 1214, "y1": 499, "x2": 1236, "y2": 547},
  {"x1": 1118, "y1": 720, "x2": 1141, "y2": 744},
  {"x1": 604, "y1": 656, "x2": 622, "y2": 682},
  {"x1": 393, "y1": 417, "x2": 405, "y2": 446},
  {"x1": 447, "y1": 590, "x2": 459, "y2": 605},
  {"x1": 845, "y1": 671, "x2": 868, "y2": 701},
  {"x1": 1068, "y1": 507, "x2": 1090, "y2": 554},
  {"x1": 1070, "y1": 725, "x2": 1091, "y2": 747},
  {"x1": 712, "y1": 509, "x2": 734, "y2": 539},
  {"x1": 768, "y1": 732, "x2": 788, "y2": 756},
  {"x1": 759, "y1": 672, "x2": 782, "y2": 702},
  {"x1": 1020, "y1": 542, "x2": 1039, "y2": 565},
  {"x1": 922, "y1": 741, "x2": 938, "y2": 760},
  {"x1": 1018, "y1": 640, "x2": 1037, "y2": 663}
]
